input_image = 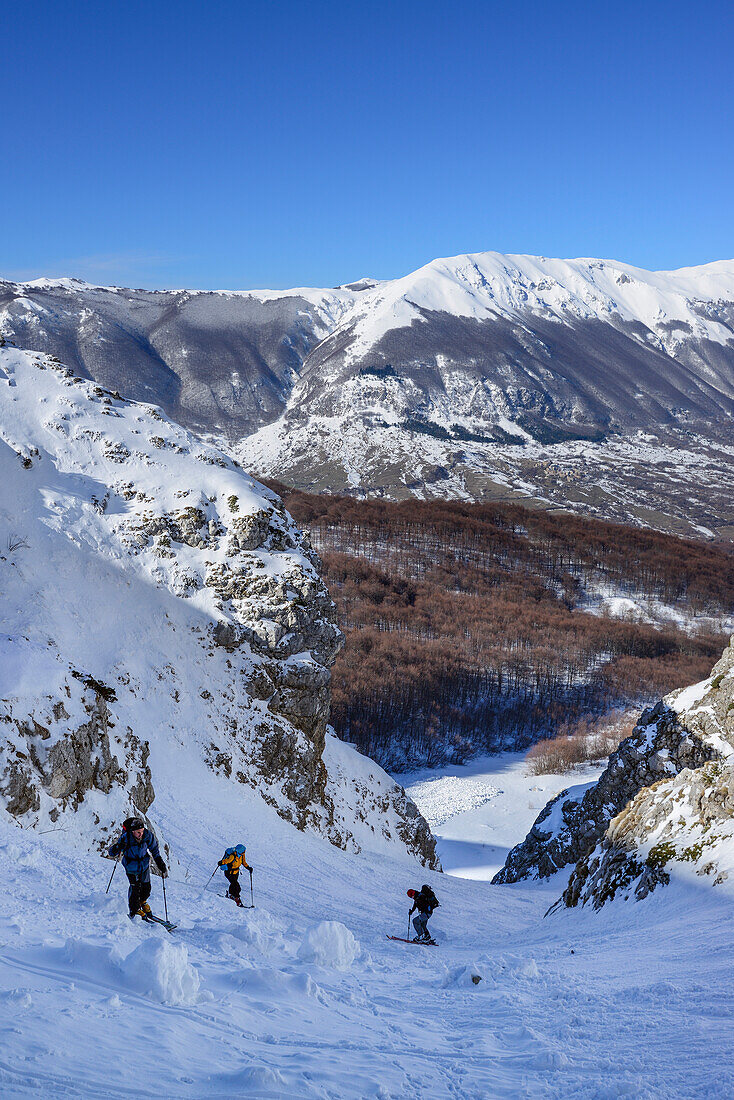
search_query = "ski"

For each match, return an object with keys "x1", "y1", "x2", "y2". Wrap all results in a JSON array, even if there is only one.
[
  {"x1": 386, "y1": 935, "x2": 437, "y2": 947},
  {"x1": 217, "y1": 893, "x2": 254, "y2": 909},
  {"x1": 141, "y1": 913, "x2": 177, "y2": 933}
]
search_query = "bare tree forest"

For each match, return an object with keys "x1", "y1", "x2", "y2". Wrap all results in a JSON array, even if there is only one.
[{"x1": 268, "y1": 483, "x2": 733, "y2": 770}]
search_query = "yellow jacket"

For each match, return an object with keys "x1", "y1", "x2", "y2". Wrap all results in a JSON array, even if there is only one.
[{"x1": 219, "y1": 849, "x2": 251, "y2": 875}]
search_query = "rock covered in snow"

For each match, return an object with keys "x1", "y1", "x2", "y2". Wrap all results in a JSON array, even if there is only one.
[
  {"x1": 495, "y1": 636, "x2": 734, "y2": 907},
  {"x1": 560, "y1": 637, "x2": 734, "y2": 908},
  {"x1": 0, "y1": 677, "x2": 153, "y2": 822},
  {"x1": 0, "y1": 346, "x2": 438, "y2": 867},
  {"x1": 493, "y1": 705, "x2": 715, "y2": 886}
]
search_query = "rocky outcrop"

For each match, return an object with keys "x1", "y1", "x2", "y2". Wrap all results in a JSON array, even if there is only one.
[
  {"x1": 0, "y1": 346, "x2": 438, "y2": 868},
  {"x1": 493, "y1": 697, "x2": 718, "y2": 884},
  {"x1": 494, "y1": 636, "x2": 734, "y2": 906},
  {"x1": 0, "y1": 681, "x2": 154, "y2": 823},
  {"x1": 559, "y1": 758, "x2": 734, "y2": 909},
  {"x1": 560, "y1": 638, "x2": 734, "y2": 908}
]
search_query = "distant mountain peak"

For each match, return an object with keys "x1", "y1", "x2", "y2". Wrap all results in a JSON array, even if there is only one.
[{"x1": 2, "y1": 252, "x2": 733, "y2": 540}]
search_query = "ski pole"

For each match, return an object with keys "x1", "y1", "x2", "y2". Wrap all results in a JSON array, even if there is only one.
[
  {"x1": 200, "y1": 866, "x2": 219, "y2": 897},
  {"x1": 407, "y1": 910, "x2": 411, "y2": 940},
  {"x1": 162, "y1": 874, "x2": 168, "y2": 923},
  {"x1": 106, "y1": 855, "x2": 120, "y2": 894},
  {"x1": 249, "y1": 868, "x2": 254, "y2": 907}
]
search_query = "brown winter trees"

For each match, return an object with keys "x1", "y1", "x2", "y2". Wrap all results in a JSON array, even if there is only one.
[{"x1": 267, "y1": 483, "x2": 732, "y2": 769}]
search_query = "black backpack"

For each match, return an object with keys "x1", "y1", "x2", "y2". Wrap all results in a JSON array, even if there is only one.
[{"x1": 422, "y1": 885, "x2": 439, "y2": 911}]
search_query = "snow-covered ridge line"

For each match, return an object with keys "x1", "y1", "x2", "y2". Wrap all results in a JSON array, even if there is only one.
[
  {"x1": 7, "y1": 251, "x2": 734, "y2": 352},
  {"x1": 4, "y1": 250, "x2": 734, "y2": 541},
  {"x1": 9, "y1": 251, "x2": 734, "y2": 301},
  {"x1": 0, "y1": 345, "x2": 437, "y2": 867}
]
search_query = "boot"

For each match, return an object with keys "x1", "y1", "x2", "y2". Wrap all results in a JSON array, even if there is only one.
[{"x1": 141, "y1": 902, "x2": 152, "y2": 915}]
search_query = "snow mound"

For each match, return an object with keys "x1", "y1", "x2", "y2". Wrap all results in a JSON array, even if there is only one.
[
  {"x1": 297, "y1": 920, "x2": 361, "y2": 969},
  {"x1": 16, "y1": 847, "x2": 46, "y2": 872},
  {"x1": 120, "y1": 939, "x2": 200, "y2": 1005},
  {"x1": 212, "y1": 1064, "x2": 287, "y2": 1092},
  {"x1": 0, "y1": 989, "x2": 33, "y2": 1010},
  {"x1": 440, "y1": 963, "x2": 485, "y2": 989},
  {"x1": 499, "y1": 954, "x2": 541, "y2": 980},
  {"x1": 236, "y1": 966, "x2": 328, "y2": 1004},
  {"x1": 217, "y1": 908, "x2": 284, "y2": 955}
]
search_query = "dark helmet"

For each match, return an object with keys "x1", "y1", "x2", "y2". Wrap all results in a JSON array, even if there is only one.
[
  {"x1": 126, "y1": 817, "x2": 144, "y2": 831},
  {"x1": 407, "y1": 889, "x2": 416, "y2": 898}
]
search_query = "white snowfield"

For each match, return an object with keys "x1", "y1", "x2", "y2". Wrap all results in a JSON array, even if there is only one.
[{"x1": 2, "y1": 754, "x2": 734, "y2": 1100}]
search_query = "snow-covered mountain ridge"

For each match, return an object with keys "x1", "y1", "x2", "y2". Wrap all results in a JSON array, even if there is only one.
[
  {"x1": 0, "y1": 345, "x2": 437, "y2": 865},
  {"x1": 3, "y1": 251, "x2": 734, "y2": 539}
]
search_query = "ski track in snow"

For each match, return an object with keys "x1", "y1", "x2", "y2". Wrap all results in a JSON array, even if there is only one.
[{"x1": 2, "y1": 754, "x2": 734, "y2": 1099}]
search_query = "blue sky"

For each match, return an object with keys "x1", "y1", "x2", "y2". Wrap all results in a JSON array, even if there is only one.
[{"x1": 2, "y1": 0, "x2": 732, "y2": 289}]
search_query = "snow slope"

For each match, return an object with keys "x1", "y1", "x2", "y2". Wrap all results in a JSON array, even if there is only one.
[{"x1": 1, "y1": 751, "x2": 733, "y2": 1098}]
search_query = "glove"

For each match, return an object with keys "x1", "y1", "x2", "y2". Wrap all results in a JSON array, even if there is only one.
[{"x1": 156, "y1": 858, "x2": 167, "y2": 877}]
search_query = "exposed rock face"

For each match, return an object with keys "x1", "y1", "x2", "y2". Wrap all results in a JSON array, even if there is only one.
[
  {"x1": 493, "y1": 701, "x2": 717, "y2": 884},
  {"x1": 561, "y1": 638, "x2": 734, "y2": 908},
  {"x1": 0, "y1": 682, "x2": 154, "y2": 822},
  {"x1": 494, "y1": 636, "x2": 734, "y2": 907},
  {"x1": 560, "y1": 758, "x2": 734, "y2": 909}
]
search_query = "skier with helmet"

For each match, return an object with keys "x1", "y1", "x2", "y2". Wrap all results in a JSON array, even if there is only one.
[
  {"x1": 407, "y1": 884, "x2": 439, "y2": 943},
  {"x1": 218, "y1": 843, "x2": 252, "y2": 907},
  {"x1": 108, "y1": 816, "x2": 167, "y2": 920}
]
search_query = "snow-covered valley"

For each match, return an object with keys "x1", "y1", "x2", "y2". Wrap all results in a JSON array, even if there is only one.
[{"x1": 404, "y1": 753, "x2": 604, "y2": 882}]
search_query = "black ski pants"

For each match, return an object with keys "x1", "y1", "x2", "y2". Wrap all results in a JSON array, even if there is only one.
[
  {"x1": 126, "y1": 872, "x2": 152, "y2": 914},
  {"x1": 224, "y1": 870, "x2": 241, "y2": 899}
]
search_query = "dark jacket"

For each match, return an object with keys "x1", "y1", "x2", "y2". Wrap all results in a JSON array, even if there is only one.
[
  {"x1": 411, "y1": 886, "x2": 439, "y2": 917},
  {"x1": 109, "y1": 827, "x2": 162, "y2": 881}
]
